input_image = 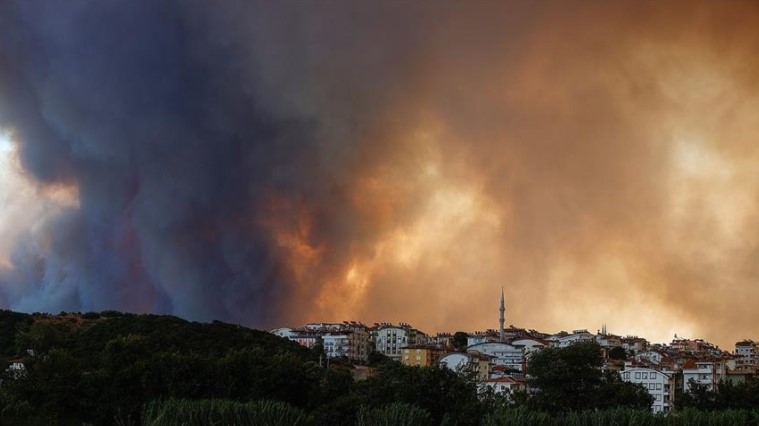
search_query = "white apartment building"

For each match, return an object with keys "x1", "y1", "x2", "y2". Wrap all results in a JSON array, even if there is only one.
[
  {"x1": 323, "y1": 334, "x2": 350, "y2": 359},
  {"x1": 467, "y1": 342, "x2": 524, "y2": 372},
  {"x1": 682, "y1": 360, "x2": 728, "y2": 392},
  {"x1": 467, "y1": 333, "x2": 490, "y2": 347},
  {"x1": 511, "y1": 338, "x2": 547, "y2": 360},
  {"x1": 552, "y1": 330, "x2": 595, "y2": 347},
  {"x1": 621, "y1": 367, "x2": 674, "y2": 413},
  {"x1": 371, "y1": 324, "x2": 426, "y2": 361}
]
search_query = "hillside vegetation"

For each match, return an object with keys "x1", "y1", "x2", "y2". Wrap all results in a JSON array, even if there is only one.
[
  {"x1": 4, "y1": 311, "x2": 759, "y2": 426},
  {"x1": 0, "y1": 310, "x2": 320, "y2": 424}
]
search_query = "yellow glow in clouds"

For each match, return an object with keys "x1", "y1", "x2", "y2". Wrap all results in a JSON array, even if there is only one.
[{"x1": 0, "y1": 130, "x2": 78, "y2": 268}]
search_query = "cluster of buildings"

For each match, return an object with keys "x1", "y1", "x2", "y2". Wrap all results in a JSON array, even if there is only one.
[{"x1": 272, "y1": 290, "x2": 758, "y2": 414}]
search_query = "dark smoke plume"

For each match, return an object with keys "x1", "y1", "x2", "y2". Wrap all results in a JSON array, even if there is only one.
[{"x1": 1, "y1": 1, "x2": 759, "y2": 347}]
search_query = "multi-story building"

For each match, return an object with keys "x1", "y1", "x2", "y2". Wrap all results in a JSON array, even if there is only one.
[
  {"x1": 401, "y1": 345, "x2": 445, "y2": 367},
  {"x1": 621, "y1": 367, "x2": 675, "y2": 413},
  {"x1": 550, "y1": 330, "x2": 596, "y2": 348},
  {"x1": 343, "y1": 323, "x2": 372, "y2": 363},
  {"x1": 621, "y1": 336, "x2": 650, "y2": 353},
  {"x1": 429, "y1": 333, "x2": 454, "y2": 349},
  {"x1": 735, "y1": 340, "x2": 757, "y2": 370},
  {"x1": 290, "y1": 332, "x2": 321, "y2": 349},
  {"x1": 596, "y1": 333, "x2": 623, "y2": 348},
  {"x1": 272, "y1": 321, "x2": 371, "y2": 363},
  {"x1": 371, "y1": 323, "x2": 427, "y2": 361},
  {"x1": 466, "y1": 332, "x2": 492, "y2": 347},
  {"x1": 682, "y1": 359, "x2": 728, "y2": 392},
  {"x1": 467, "y1": 342, "x2": 524, "y2": 373},
  {"x1": 322, "y1": 334, "x2": 350, "y2": 359}
]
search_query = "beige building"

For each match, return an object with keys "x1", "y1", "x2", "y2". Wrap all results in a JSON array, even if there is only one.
[{"x1": 401, "y1": 345, "x2": 445, "y2": 367}]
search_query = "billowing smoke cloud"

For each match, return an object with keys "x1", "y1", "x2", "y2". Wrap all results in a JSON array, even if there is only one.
[{"x1": 1, "y1": 0, "x2": 759, "y2": 347}]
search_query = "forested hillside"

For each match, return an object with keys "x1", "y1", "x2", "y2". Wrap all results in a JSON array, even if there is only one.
[
  {"x1": 0, "y1": 310, "x2": 494, "y2": 426},
  {"x1": 0, "y1": 310, "x2": 323, "y2": 424}
]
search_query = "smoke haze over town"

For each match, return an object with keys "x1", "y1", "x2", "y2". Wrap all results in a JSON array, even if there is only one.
[{"x1": 1, "y1": 0, "x2": 759, "y2": 349}]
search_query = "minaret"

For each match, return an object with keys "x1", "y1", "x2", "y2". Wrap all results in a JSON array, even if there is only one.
[{"x1": 499, "y1": 287, "x2": 505, "y2": 342}]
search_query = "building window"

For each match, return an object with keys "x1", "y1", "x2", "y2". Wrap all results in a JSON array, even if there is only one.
[
  {"x1": 656, "y1": 383, "x2": 662, "y2": 390},
  {"x1": 642, "y1": 372, "x2": 648, "y2": 379},
  {"x1": 635, "y1": 372, "x2": 641, "y2": 379}
]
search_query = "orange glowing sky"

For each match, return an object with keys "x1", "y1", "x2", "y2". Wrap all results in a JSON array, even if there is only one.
[
  {"x1": 2, "y1": 0, "x2": 759, "y2": 349},
  {"x1": 247, "y1": 1, "x2": 759, "y2": 349}
]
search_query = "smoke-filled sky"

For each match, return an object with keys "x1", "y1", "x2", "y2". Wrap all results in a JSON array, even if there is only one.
[{"x1": 1, "y1": 1, "x2": 759, "y2": 348}]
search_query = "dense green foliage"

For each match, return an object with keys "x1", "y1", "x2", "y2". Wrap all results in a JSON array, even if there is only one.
[
  {"x1": 143, "y1": 399, "x2": 307, "y2": 426},
  {"x1": 356, "y1": 403, "x2": 432, "y2": 426},
  {"x1": 484, "y1": 406, "x2": 759, "y2": 426},
  {"x1": 452, "y1": 332, "x2": 469, "y2": 351},
  {"x1": 677, "y1": 379, "x2": 759, "y2": 411},
  {"x1": 0, "y1": 311, "x2": 319, "y2": 424},
  {"x1": 527, "y1": 341, "x2": 653, "y2": 413},
  {"x1": 0, "y1": 311, "x2": 497, "y2": 425},
  {"x1": 0, "y1": 310, "x2": 33, "y2": 356},
  {"x1": 608, "y1": 346, "x2": 627, "y2": 360}
]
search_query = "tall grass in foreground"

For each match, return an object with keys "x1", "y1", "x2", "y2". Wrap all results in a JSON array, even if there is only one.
[
  {"x1": 356, "y1": 402, "x2": 432, "y2": 426},
  {"x1": 483, "y1": 406, "x2": 759, "y2": 426},
  {"x1": 143, "y1": 400, "x2": 759, "y2": 426},
  {"x1": 142, "y1": 399, "x2": 306, "y2": 426}
]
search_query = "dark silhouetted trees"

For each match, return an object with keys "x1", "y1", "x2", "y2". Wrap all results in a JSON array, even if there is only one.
[{"x1": 527, "y1": 341, "x2": 652, "y2": 413}]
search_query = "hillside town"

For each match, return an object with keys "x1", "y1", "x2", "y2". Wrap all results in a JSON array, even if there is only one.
[{"x1": 271, "y1": 290, "x2": 756, "y2": 414}]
